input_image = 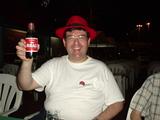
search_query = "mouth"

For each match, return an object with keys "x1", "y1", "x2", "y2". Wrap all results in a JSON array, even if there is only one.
[
  {"x1": 73, "y1": 47, "x2": 81, "y2": 52},
  {"x1": 73, "y1": 47, "x2": 80, "y2": 50}
]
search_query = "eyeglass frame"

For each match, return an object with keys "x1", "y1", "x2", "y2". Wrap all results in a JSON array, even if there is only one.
[{"x1": 63, "y1": 27, "x2": 90, "y2": 41}]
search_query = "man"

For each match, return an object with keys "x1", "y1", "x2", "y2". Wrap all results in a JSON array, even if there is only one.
[
  {"x1": 129, "y1": 73, "x2": 160, "y2": 120},
  {"x1": 16, "y1": 15, "x2": 124, "y2": 120}
]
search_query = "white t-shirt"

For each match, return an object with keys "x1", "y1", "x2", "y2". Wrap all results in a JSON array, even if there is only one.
[{"x1": 32, "y1": 55, "x2": 124, "y2": 120}]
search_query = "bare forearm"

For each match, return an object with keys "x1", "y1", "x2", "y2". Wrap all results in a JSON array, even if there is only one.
[
  {"x1": 17, "y1": 59, "x2": 34, "y2": 90},
  {"x1": 95, "y1": 101, "x2": 124, "y2": 120}
]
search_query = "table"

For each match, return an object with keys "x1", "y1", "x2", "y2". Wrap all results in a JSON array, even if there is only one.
[{"x1": 0, "y1": 116, "x2": 23, "y2": 120}]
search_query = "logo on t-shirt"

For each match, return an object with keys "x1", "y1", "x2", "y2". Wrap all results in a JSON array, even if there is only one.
[{"x1": 79, "y1": 81, "x2": 85, "y2": 86}]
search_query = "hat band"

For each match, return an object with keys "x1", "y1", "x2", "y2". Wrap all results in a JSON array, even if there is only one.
[{"x1": 66, "y1": 23, "x2": 85, "y2": 27}]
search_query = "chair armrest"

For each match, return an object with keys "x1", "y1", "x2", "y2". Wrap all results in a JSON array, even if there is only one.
[
  {"x1": 24, "y1": 111, "x2": 40, "y2": 120},
  {"x1": 0, "y1": 108, "x2": 17, "y2": 116}
]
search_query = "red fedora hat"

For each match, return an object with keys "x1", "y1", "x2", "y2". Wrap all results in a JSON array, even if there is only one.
[{"x1": 55, "y1": 15, "x2": 96, "y2": 41}]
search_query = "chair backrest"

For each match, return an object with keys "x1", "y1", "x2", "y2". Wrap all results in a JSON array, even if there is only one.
[
  {"x1": 0, "y1": 74, "x2": 23, "y2": 116},
  {"x1": 108, "y1": 64, "x2": 127, "y2": 97},
  {"x1": 2, "y1": 64, "x2": 19, "y2": 76},
  {"x1": 113, "y1": 75, "x2": 127, "y2": 97},
  {"x1": 126, "y1": 89, "x2": 140, "y2": 120},
  {"x1": 108, "y1": 63, "x2": 126, "y2": 75}
]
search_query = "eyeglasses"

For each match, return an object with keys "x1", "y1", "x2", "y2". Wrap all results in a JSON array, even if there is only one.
[{"x1": 66, "y1": 35, "x2": 88, "y2": 41}]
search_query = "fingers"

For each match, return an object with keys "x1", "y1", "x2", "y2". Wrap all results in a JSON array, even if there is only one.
[
  {"x1": 16, "y1": 38, "x2": 40, "y2": 61},
  {"x1": 16, "y1": 39, "x2": 28, "y2": 60},
  {"x1": 18, "y1": 39, "x2": 26, "y2": 47}
]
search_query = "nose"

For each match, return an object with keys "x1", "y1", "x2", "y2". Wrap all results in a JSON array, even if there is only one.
[{"x1": 73, "y1": 38, "x2": 80, "y2": 45}]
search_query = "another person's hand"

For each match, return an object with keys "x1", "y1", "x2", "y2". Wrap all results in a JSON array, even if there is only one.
[{"x1": 131, "y1": 110, "x2": 142, "y2": 120}]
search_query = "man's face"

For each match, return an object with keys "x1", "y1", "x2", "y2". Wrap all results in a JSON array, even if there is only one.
[{"x1": 63, "y1": 29, "x2": 90, "y2": 63}]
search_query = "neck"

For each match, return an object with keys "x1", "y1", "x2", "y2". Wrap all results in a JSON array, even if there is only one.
[{"x1": 68, "y1": 56, "x2": 88, "y2": 63}]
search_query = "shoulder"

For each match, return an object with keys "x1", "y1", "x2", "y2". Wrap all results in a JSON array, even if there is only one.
[
  {"x1": 89, "y1": 57, "x2": 107, "y2": 67},
  {"x1": 88, "y1": 57, "x2": 112, "y2": 74},
  {"x1": 45, "y1": 55, "x2": 67, "y2": 63},
  {"x1": 40, "y1": 55, "x2": 67, "y2": 68},
  {"x1": 145, "y1": 72, "x2": 160, "y2": 86}
]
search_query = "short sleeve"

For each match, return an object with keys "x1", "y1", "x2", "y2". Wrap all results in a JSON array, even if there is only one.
[
  {"x1": 102, "y1": 66, "x2": 124, "y2": 107},
  {"x1": 32, "y1": 60, "x2": 53, "y2": 91}
]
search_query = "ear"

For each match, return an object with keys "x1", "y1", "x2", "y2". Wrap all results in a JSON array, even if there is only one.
[
  {"x1": 62, "y1": 39, "x2": 66, "y2": 47},
  {"x1": 88, "y1": 38, "x2": 91, "y2": 45}
]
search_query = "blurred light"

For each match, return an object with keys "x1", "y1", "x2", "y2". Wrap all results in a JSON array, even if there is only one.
[
  {"x1": 146, "y1": 22, "x2": 151, "y2": 30},
  {"x1": 136, "y1": 24, "x2": 143, "y2": 32}
]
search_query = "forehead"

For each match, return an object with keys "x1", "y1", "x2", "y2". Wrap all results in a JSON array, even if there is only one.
[{"x1": 66, "y1": 29, "x2": 87, "y2": 36}]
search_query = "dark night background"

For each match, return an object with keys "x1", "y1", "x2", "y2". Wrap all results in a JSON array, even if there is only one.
[
  {"x1": 1, "y1": 0, "x2": 160, "y2": 63},
  {"x1": 0, "y1": 0, "x2": 160, "y2": 37}
]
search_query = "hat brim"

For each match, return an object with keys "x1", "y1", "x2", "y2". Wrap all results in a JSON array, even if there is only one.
[{"x1": 55, "y1": 26, "x2": 96, "y2": 41}]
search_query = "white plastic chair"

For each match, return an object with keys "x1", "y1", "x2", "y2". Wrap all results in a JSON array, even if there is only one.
[
  {"x1": 0, "y1": 74, "x2": 23, "y2": 116},
  {"x1": 108, "y1": 63, "x2": 127, "y2": 97},
  {"x1": 108, "y1": 63, "x2": 126, "y2": 75},
  {"x1": 24, "y1": 111, "x2": 40, "y2": 120},
  {"x1": 126, "y1": 89, "x2": 140, "y2": 120},
  {"x1": 113, "y1": 75, "x2": 127, "y2": 97}
]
